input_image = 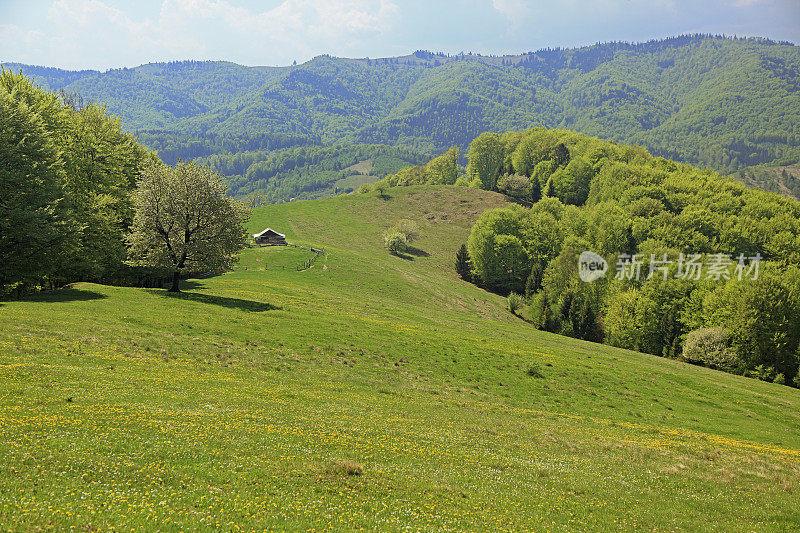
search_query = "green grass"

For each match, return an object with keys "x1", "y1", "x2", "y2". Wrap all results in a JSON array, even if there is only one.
[
  {"x1": 332, "y1": 172, "x2": 380, "y2": 193},
  {"x1": 237, "y1": 245, "x2": 316, "y2": 271},
  {"x1": 342, "y1": 158, "x2": 374, "y2": 176},
  {"x1": 1, "y1": 186, "x2": 799, "y2": 531}
]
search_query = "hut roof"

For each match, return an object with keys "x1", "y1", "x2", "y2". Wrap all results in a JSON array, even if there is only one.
[{"x1": 253, "y1": 228, "x2": 285, "y2": 238}]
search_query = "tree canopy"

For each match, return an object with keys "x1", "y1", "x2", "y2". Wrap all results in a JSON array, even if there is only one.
[
  {"x1": 438, "y1": 126, "x2": 800, "y2": 387},
  {"x1": 126, "y1": 162, "x2": 249, "y2": 292},
  {"x1": 0, "y1": 69, "x2": 155, "y2": 294}
]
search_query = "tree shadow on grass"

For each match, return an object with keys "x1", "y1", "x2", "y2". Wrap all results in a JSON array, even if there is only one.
[
  {"x1": 9, "y1": 288, "x2": 108, "y2": 305},
  {"x1": 150, "y1": 290, "x2": 280, "y2": 312},
  {"x1": 389, "y1": 247, "x2": 429, "y2": 261},
  {"x1": 405, "y1": 246, "x2": 430, "y2": 258},
  {"x1": 178, "y1": 280, "x2": 205, "y2": 291},
  {"x1": 390, "y1": 251, "x2": 414, "y2": 261}
]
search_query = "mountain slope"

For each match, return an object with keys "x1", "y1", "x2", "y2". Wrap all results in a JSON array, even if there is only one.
[
  {"x1": 4, "y1": 35, "x2": 799, "y2": 179},
  {"x1": 736, "y1": 162, "x2": 800, "y2": 199},
  {"x1": 2, "y1": 61, "x2": 282, "y2": 130},
  {"x1": 181, "y1": 56, "x2": 423, "y2": 142},
  {"x1": 1, "y1": 187, "x2": 799, "y2": 530}
]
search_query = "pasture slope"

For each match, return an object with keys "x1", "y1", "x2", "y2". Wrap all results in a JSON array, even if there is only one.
[{"x1": 1, "y1": 186, "x2": 799, "y2": 531}]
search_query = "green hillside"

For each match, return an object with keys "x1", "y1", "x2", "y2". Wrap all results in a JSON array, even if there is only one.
[
  {"x1": 199, "y1": 143, "x2": 428, "y2": 202},
  {"x1": 736, "y1": 163, "x2": 800, "y2": 200},
  {"x1": 5, "y1": 35, "x2": 800, "y2": 201},
  {"x1": 375, "y1": 127, "x2": 800, "y2": 387},
  {"x1": 2, "y1": 187, "x2": 799, "y2": 531}
]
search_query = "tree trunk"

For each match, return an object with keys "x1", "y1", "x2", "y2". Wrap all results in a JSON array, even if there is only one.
[{"x1": 169, "y1": 270, "x2": 181, "y2": 292}]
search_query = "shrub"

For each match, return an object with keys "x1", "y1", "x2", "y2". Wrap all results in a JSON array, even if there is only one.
[
  {"x1": 682, "y1": 327, "x2": 737, "y2": 369},
  {"x1": 384, "y1": 232, "x2": 408, "y2": 254},
  {"x1": 357, "y1": 183, "x2": 373, "y2": 194},
  {"x1": 392, "y1": 219, "x2": 419, "y2": 243},
  {"x1": 374, "y1": 183, "x2": 387, "y2": 198},
  {"x1": 507, "y1": 292, "x2": 523, "y2": 315}
]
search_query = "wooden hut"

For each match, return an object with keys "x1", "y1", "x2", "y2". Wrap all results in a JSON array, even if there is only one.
[{"x1": 253, "y1": 228, "x2": 286, "y2": 246}]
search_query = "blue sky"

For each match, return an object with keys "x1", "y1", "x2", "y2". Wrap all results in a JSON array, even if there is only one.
[{"x1": 1, "y1": 0, "x2": 798, "y2": 70}]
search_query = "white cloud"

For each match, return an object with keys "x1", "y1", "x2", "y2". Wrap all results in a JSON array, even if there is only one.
[
  {"x1": 491, "y1": 0, "x2": 532, "y2": 33},
  {"x1": 491, "y1": 0, "x2": 529, "y2": 19},
  {"x1": 0, "y1": 0, "x2": 400, "y2": 69},
  {"x1": 557, "y1": 0, "x2": 677, "y2": 13}
]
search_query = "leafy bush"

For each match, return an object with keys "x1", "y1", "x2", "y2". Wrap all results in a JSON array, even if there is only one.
[
  {"x1": 682, "y1": 327, "x2": 738, "y2": 369},
  {"x1": 507, "y1": 292, "x2": 523, "y2": 315},
  {"x1": 526, "y1": 363, "x2": 544, "y2": 378},
  {"x1": 384, "y1": 232, "x2": 408, "y2": 254},
  {"x1": 392, "y1": 220, "x2": 419, "y2": 243},
  {"x1": 373, "y1": 183, "x2": 388, "y2": 198}
]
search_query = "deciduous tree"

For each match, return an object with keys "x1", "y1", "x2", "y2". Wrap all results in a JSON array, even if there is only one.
[
  {"x1": 466, "y1": 132, "x2": 504, "y2": 190},
  {"x1": 0, "y1": 89, "x2": 71, "y2": 290},
  {"x1": 126, "y1": 162, "x2": 249, "y2": 292},
  {"x1": 425, "y1": 146, "x2": 459, "y2": 185}
]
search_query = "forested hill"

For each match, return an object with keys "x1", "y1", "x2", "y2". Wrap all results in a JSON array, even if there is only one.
[{"x1": 5, "y1": 34, "x2": 799, "y2": 177}]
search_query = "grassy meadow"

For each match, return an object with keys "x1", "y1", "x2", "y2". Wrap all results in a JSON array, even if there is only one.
[{"x1": 1, "y1": 186, "x2": 799, "y2": 531}]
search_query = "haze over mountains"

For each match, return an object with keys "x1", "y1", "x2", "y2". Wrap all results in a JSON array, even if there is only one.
[{"x1": 4, "y1": 34, "x2": 800, "y2": 200}]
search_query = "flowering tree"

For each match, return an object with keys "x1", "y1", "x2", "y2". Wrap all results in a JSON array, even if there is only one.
[{"x1": 126, "y1": 161, "x2": 249, "y2": 292}]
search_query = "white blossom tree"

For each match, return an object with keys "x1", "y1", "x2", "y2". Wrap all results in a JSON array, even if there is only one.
[{"x1": 126, "y1": 161, "x2": 249, "y2": 292}]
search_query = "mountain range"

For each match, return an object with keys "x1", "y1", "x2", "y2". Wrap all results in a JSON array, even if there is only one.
[{"x1": 4, "y1": 34, "x2": 800, "y2": 200}]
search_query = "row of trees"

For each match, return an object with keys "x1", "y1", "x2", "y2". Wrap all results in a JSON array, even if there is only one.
[
  {"x1": 446, "y1": 127, "x2": 800, "y2": 386},
  {"x1": 1, "y1": 71, "x2": 247, "y2": 296},
  {"x1": 1, "y1": 69, "x2": 153, "y2": 294},
  {"x1": 361, "y1": 146, "x2": 460, "y2": 191}
]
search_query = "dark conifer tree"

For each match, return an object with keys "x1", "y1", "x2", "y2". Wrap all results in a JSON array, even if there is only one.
[
  {"x1": 455, "y1": 244, "x2": 472, "y2": 281},
  {"x1": 525, "y1": 261, "x2": 544, "y2": 299},
  {"x1": 543, "y1": 178, "x2": 555, "y2": 198},
  {"x1": 551, "y1": 143, "x2": 570, "y2": 168},
  {"x1": 530, "y1": 175, "x2": 542, "y2": 203}
]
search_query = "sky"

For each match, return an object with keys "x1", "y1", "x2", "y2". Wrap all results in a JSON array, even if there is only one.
[{"x1": 1, "y1": 0, "x2": 799, "y2": 70}]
